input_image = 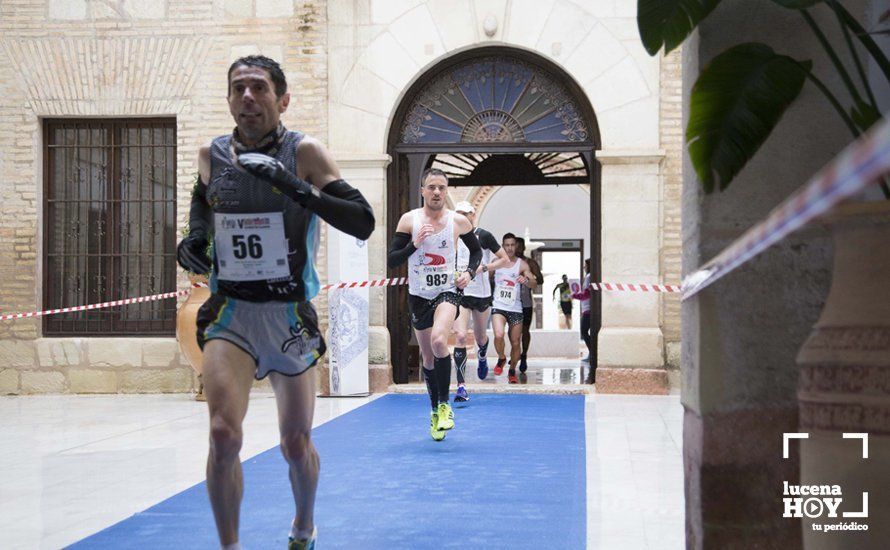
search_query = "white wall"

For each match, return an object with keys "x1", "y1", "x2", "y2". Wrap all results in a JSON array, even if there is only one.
[{"x1": 476, "y1": 184, "x2": 591, "y2": 257}]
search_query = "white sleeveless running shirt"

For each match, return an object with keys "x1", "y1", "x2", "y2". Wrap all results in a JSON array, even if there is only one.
[
  {"x1": 492, "y1": 257, "x2": 523, "y2": 313},
  {"x1": 408, "y1": 209, "x2": 457, "y2": 300}
]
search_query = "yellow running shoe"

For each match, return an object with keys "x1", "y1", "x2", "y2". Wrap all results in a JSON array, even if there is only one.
[
  {"x1": 430, "y1": 411, "x2": 446, "y2": 441},
  {"x1": 437, "y1": 402, "x2": 455, "y2": 431}
]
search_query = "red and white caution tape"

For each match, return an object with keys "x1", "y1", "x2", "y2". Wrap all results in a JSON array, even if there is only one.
[
  {"x1": 1, "y1": 276, "x2": 686, "y2": 322},
  {"x1": 0, "y1": 278, "x2": 408, "y2": 321},
  {"x1": 0, "y1": 288, "x2": 194, "y2": 321},
  {"x1": 0, "y1": 277, "x2": 680, "y2": 321},
  {"x1": 322, "y1": 277, "x2": 407, "y2": 290},
  {"x1": 682, "y1": 118, "x2": 890, "y2": 300},
  {"x1": 593, "y1": 282, "x2": 680, "y2": 293}
]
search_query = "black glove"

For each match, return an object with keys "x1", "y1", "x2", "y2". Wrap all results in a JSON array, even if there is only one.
[
  {"x1": 238, "y1": 152, "x2": 376, "y2": 241},
  {"x1": 238, "y1": 152, "x2": 316, "y2": 205},
  {"x1": 177, "y1": 233, "x2": 211, "y2": 274}
]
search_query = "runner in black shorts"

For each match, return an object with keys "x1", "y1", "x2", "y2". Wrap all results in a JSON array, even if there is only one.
[
  {"x1": 515, "y1": 237, "x2": 543, "y2": 373},
  {"x1": 177, "y1": 55, "x2": 375, "y2": 550},
  {"x1": 490, "y1": 233, "x2": 538, "y2": 384},
  {"x1": 553, "y1": 274, "x2": 573, "y2": 329},
  {"x1": 387, "y1": 170, "x2": 481, "y2": 440},
  {"x1": 451, "y1": 201, "x2": 509, "y2": 398}
]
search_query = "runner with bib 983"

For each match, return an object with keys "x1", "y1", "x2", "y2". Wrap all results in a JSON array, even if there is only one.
[{"x1": 387, "y1": 169, "x2": 482, "y2": 441}]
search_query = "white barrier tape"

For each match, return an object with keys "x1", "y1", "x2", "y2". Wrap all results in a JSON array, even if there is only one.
[
  {"x1": 1, "y1": 276, "x2": 684, "y2": 322},
  {"x1": 682, "y1": 118, "x2": 890, "y2": 300}
]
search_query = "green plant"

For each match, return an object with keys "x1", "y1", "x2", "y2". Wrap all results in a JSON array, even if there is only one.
[{"x1": 638, "y1": 0, "x2": 890, "y2": 197}]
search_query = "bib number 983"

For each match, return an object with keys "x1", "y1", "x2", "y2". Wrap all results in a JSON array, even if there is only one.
[{"x1": 426, "y1": 273, "x2": 449, "y2": 287}]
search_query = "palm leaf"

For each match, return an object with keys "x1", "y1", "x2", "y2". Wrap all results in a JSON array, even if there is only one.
[
  {"x1": 637, "y1": 0, "x2": 721, "y2": 55},
  {"x1": 687, "y1": 43, "x2": 810, "y2": 192},
  {"x1": 851, "y1": 99, "x2": 881, "y2": 131}
]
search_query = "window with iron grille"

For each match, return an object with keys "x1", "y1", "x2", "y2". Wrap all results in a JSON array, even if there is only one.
[{"x1": 43, "y1": 119, "x2": 177, "y2": 336}]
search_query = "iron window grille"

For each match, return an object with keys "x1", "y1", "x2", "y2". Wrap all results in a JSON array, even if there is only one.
[{"x1": 43, "y1": 118, "x2": 177, "y2": 336}]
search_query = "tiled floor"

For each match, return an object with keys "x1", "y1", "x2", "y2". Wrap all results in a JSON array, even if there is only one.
[
  {"x1": 0, "y1": 392, "x2": 684, "y2": 549},
  {"x1": 585, "y1": 395, "x2": 685, "y2": 549}
]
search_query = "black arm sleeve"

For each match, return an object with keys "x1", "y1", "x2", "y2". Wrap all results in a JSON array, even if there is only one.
[
  {"x1": 459, "y1": 230, "x2": 482, "y2": 275},
  {"x1": 388, "y1": 231, "x2": 416, "y2": 268},
  {"x1": 476, "y1": 228, "x2": 500, "y2": 253},
  {"x1": 236, "y1": 154, "x2": 375, "y2": 240},
  {"x1": 188, "y1": 178, "x2": 212, "y2": 238},
  {"x1": 306, "y1": 179, "x2": 375, "y2": 241}
]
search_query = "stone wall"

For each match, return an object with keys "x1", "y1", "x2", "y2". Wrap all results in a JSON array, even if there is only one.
[
  {"x1": 0, "y1": 0, "x2": 329, "y2": 394},
  {"x1": 660, "y1": 47, "x2": 683, "y2": 379},
  {"x1": 0, "y1": 338, "x2": 194, "y2": 394},
  {"x1": 328, "y1": 0, "x2": 677, "y2": 393}
]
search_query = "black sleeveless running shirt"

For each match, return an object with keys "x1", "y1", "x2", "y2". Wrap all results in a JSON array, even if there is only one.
[{"x1": 206, "y1": 130, "x2": 320, "y2": 302}]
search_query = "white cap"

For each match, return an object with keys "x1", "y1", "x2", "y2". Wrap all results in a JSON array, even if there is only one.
[{"x1": 454, "y1": 201, "x2": 475, "y2": 214}]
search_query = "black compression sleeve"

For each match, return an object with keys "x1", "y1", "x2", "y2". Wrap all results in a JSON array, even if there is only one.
[
  {"x1": 388, "y1": 231, "x2": 416, "y2": 268},
  {"x1": 459, "y1": 231, "x2": 482, "y2": 275},
  {"x1": 306, "y1": 179, "x2": 375, "y2": 240},
  {"x1": 477, "y1": 228, "x2": 500, "y2": 253},
  {"x1": 188, "y1": 178, "x2": 211, "y2": 239}
]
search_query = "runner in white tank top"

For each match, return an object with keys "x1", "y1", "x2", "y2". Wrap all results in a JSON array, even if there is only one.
[
  {"x1": 490, "y1": 233, "x2": 537, "y2": 384},
  {"x1": 408, "y1": 210, "x2": 458, "y2": 300},
  {"x1": 387, "y1": 170, "x2": 482, "y2": 441},
  {"x1": 451, "y1": 201, "x2": 510, "y2": 399}
]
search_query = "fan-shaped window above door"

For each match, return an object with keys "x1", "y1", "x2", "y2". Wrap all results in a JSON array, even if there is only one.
[{"x1": 398, "y1": 56, "x2": 592, "y2": 144}]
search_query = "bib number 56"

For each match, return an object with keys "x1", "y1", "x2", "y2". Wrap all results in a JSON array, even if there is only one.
[{"x1": 232, "y1": 234, "x2": 263, "y2": 259}]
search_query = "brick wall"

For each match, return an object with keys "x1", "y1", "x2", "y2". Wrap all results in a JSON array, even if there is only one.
[{"x1": 0, "y1": 0, "x2": 329, "y2": 394}]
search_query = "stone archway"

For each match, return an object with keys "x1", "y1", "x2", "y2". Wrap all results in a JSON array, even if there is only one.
[{"x1": 385, "y1": 46, "x2": 602, "y2": 384}]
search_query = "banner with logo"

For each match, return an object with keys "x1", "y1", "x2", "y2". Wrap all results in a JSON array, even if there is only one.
[{"x1": 326, "y1": 229, "x2": 369, "y2": 396}]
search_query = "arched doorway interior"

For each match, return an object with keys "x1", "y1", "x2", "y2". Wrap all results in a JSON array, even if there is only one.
[{"x1": 386, "y1": 47, "x2": 601, "y2": 383}]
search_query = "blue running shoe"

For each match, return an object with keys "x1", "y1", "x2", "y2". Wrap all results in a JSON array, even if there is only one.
[
  {"x1": 288, "y1": 526, "x2": 316, "y2": 550},
  {"x1": 477, "y1": 356, "x2": 489, "y2": 380},
  {"x1": 454, "y1": 385, "x2": 469, "y2": 402}
]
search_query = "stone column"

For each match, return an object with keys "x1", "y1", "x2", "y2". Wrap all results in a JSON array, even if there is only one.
[
  {"x1": 330, "y1": 154, "x2": 392, "y2": 393},
  {"x1": 597, "y1": 152, "x2": 669, "y2": 394},
  {"x1": 681, "y1": 0, "x2": 871, "y2": 547}
]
